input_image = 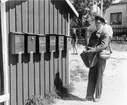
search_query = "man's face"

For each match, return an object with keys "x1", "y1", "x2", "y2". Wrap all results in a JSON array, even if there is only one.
[{"x1": 95, "y1": 20, "x2": 103, "y2": 30}]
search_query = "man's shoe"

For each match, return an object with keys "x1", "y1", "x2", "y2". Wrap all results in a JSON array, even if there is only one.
[
  {"x1": 93, "y1": 98, "x2": 100, "y2": 102},
  {"x1": 71, "y1": 53, "x2": 75, "y2": 55},
  {"x1": 84, "y1": 97, "x2": 94, "y2": 101},
  {"x1": 75, "y1": 53, "x2": 78, "y2": 55}
]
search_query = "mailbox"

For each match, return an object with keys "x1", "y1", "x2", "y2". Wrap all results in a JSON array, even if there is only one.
[
  {"x1": 59, "y1": 35, "x2": 64, "y2": 50},
  {"x1": 49, "y1": 35, "x2": 56, "y2": 52},
  {"x1": 39, "y1": 36, "x2": 46, "y2": 53},
  {"x1": 67, "y1": 36, "x2": 72, "y2": 49},
  {"x1": 27, "y1": 35, "x2": 36, "y2": 53},
  {"x1": 10, "y1": 32, "x2": 25, "y2": 54}
]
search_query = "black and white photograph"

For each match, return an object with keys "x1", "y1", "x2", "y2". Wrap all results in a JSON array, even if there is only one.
[{"x1": 0, "y1": 0, "x2": 127, "y2": 105}]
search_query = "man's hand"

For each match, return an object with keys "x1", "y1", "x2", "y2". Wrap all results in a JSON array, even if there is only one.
[
  {"x1": 83, "y1": 50, "x2": 88, "y2": 53},
  {"x1": 86, "y1": 47, "x2": 96, "y2": 53}
]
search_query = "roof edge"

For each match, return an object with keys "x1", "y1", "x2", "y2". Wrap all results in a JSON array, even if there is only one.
[
  {"x1": 65, "y1": 0, "x2": 79, "y2": 17},
  {"x1": 1, "y1": 0, "x2": 8, "y2": 3},
  {"x1": 111, "y1": 2, "x2": 127, "y2": 5},
  {"x1": 1, "y1": 0, "x2": 79, "y2": 17}
]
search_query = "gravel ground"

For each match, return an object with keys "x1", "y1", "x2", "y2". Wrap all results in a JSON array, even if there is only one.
[{"x1": 53, "y1": 45, "x2": 127, "y2": 105}]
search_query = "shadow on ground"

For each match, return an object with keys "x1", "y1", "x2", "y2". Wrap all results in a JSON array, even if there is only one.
[
  {"x1": 61, "y1": 93, "x2": 85, "y2": 101},
  {"x1": 54, "y1": 72, "x2": 85, "y2": 102}
]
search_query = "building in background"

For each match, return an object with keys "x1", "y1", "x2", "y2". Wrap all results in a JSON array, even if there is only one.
[{"x1": 104, "y1": 0, "x2": 127, "y2": 27}]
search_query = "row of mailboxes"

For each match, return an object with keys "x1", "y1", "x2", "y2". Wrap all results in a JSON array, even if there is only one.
[
  {"x1": 46, "y1": 35, "x2": 56, "y2": 52},
  {"x1": 39, "y1": 36, "x2": 46, "y2": 52},
  {"x1": 10, "y1": 32, "x2": 72, "y2": 54}
]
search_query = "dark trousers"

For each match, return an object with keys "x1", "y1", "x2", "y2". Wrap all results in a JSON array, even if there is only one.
[{"x1": 86, "y1": 58, "x2": 106, "y2": 99}]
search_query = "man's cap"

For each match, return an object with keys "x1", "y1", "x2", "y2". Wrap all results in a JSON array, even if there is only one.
[{"x1": 95, "y1": 15, "x2": 105, "y2": 23}]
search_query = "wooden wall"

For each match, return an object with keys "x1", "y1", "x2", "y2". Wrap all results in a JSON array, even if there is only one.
[
  {"x1": 5, "y1": 0, "x2": 70, "y2": 105},
  {"x1": 0, "y1": 12, "x2": 4, "y2": 96}
]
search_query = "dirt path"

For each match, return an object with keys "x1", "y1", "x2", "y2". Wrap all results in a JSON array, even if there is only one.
[{"x1": 53, "y1": 47, "x2": 127, "y2": 105}]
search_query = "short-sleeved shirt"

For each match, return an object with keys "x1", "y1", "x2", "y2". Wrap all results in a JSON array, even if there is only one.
[{"x1": 104, "y1": 24, "x2": 113, "y2": 38}]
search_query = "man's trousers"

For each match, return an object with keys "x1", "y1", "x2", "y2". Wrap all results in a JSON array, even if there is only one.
[{"x1": 86, "y1": 58, "x2": 106, "y2": 99}]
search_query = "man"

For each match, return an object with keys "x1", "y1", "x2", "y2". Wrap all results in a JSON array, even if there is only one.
[
  {"x1": 84, "y1": 15, "x2": 111, "y2": 102},
  {"x1": 71, "y1": 28, "x2": 78, "y2": 54}
]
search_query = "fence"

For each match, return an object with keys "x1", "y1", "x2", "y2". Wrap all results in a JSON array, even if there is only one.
[
  {"x1": 77, "y1": 27, "x2": 127, "y2": 44},
  {"x1": 111, "y1": 27, "x2": 127, "y2": 43}
]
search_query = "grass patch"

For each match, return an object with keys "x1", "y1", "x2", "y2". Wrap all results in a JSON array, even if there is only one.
[
  {"x1": 25, "y1": 95, "x2": 47, "y2": 105},
  {"x1": 70, "y1": 66, "x2": 88, "y2": 82},
  {"x1": 24, "y1": 83, "x2": 75, "y2": 105},
  {"x1": 25, "y1": 90, "x2": 60, "y2": 105},
  {"x1": 45, "y1": 91, "x2": 61, "y2": 104}
]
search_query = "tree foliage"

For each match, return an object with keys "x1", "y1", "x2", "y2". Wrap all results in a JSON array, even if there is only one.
[
  {"x1": 71, "y1": 0, "x2": 113, "y2": 28},
  {"x1": 97, "y1": 0, "x2": 113, "y2": 14}
]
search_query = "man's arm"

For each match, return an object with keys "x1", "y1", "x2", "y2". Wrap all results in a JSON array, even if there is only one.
[
  {"x1": 87, "y1": 29, "x2": 110, "y2": 53},
  {"x1": 95, "y1": 31, "x2": 109, "y2": 52}
]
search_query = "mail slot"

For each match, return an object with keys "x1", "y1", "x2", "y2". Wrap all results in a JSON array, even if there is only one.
[
  {"x1": 27, "y1": 35, "x2": 36, "y2": 53},
  {"x1": 10, "y1": 32, "x2": 25, "y2": 54},
  {"x1": 49, "y1": 35, "x2": 56, "y2": 52},
  {"x1": 59, "y1": 36, "x2": 64, "y2": 50},
  {"x1": 67, "y1": 36, "x2": 72, "y2": 49},
  {"x1": 39, "y1": 36, "x2": 46, "y2": 53}
]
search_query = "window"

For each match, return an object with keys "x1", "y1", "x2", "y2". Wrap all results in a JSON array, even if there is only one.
[{"x1": 110, "y1": 12, "x2": 122, "y2": 25}]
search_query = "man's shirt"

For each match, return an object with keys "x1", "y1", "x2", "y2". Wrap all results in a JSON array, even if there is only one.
[{"x1": 104, "y1": 24, "x2": 113, "y2": 38}]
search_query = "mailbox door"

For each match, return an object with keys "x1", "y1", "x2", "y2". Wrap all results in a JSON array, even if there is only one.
[
  {"x1": 59, "y1": 36, "x2": 64, "y2": 50},
  {"x1": 50, "y1": 36, "x2": 56, "y2": 52},
  {"x1": 27, "y1": 36, "x2": 36, "y2": 53},
  {"x1": 39, "y1": 36, "x2": 46, "y2": 53},
  {"x1": 11, "y1": 34, "x2": 24, "y2": 54}
]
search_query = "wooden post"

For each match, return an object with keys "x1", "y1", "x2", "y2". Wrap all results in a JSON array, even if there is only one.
[
  {"x1": 68, "y1": 13, "x2": 70, "y2": 36},
  {"x1": 66, "y1": 13, "x2": 70, "y2": 84},
  {"x1": 85, "y1": 27, "x2": 88, "y2": 46},
  {"x1": 1, "y1": 0, "x2": 9, "y2": 105},
  {"x1": 101, "y1": 0, "x2": 103, "y2": 17},
  {"x1": 50, "y1": 51, "x2": 54, "y2": 92}
]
